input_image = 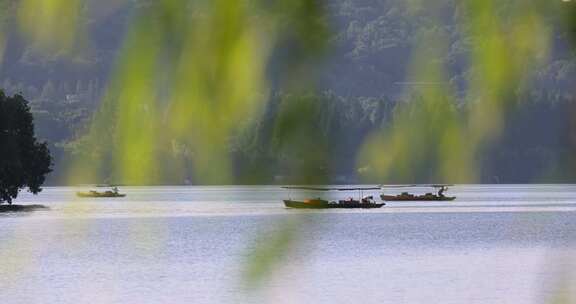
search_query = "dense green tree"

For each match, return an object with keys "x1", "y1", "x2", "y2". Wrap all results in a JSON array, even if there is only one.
[{"x1": 0, "y1": 90, "x2": 52, "y2": 204}]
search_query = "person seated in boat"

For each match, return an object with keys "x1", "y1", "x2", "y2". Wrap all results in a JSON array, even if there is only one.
[
  {"x1": 112, "y1": 187, "x2": 119, "y2": 194},
  {"x1": 362, "y1": 196, "x2": 374, "y2": 203},
  {"x1": 338, "y1": 197, "x2": 354, "y2": 204},
  {"x1": 438, "y1": 186, "x2": 447, "y2": 198}
]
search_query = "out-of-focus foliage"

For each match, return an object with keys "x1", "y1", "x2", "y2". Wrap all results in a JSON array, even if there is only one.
[
  {"x1": 2, "y1": 0, "x2": 576, "y2": 184},
  {"x1": 0, "y1": 0, "x2": 331, "y2": 291},
  {"x1": 358, "y1": 0, "x2": 555, "y2": 183},
  {"x1": 17, "y1": 0, "x2": 84, "y2": 52},
  {"x1": 0, "y1": 1, "x2": 8, "y2": 66},
  {"x1": 64, "y1": 1, "x2": 330, "y2": 291},
  {"x1": 66, "y1": 0, "x2": 329, "y2": 186},
  {"x1": 243, "y1": 217, "x2": 312, "y2": 287}
]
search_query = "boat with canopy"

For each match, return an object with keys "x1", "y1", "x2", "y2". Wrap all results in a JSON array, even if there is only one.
[{"x1": 282, "y1": 186, "x2": 384, "y2": 209}]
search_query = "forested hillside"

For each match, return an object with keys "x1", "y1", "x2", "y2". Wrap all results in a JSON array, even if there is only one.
[{"x1": 1, "y1": 0, "x2": 575, "y2": 184}]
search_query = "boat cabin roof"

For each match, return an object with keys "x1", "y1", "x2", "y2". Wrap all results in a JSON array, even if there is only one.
[{"x1": 282, "y1": 186, "x2": 381, "y2": 191}]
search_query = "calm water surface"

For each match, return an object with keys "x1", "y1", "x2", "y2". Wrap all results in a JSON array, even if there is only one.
[{"x1": 1, "y1": 185, "x2": 576, "y2": 303}]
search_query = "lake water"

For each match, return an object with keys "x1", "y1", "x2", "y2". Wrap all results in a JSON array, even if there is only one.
[{"x1": 2, "y1": 185, "x2": 576, "y2": 303}]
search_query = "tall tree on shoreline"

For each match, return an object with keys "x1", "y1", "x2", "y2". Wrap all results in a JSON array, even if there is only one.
[{"x1": 0, "y1": 90, "x2": 52, "y2": 204}]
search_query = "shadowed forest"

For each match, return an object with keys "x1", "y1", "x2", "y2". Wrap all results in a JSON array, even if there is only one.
[{"x1": 1, "y1": 0, "x2": 575, "y2": 184}]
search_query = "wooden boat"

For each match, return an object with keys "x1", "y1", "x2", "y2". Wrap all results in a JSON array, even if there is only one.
[
  {"x1": 380, "y1": 192, "x2": 455, "y2": 201},
  {"x1": 282, "y1": 186, "x2": 384, "y2": 209},
  {"x1": 380, "y1": 185, "x2": 455, "y2": 201},
  {"x1": 76, "y1": 188, "x2": 126, "y2": 198},
  {"x1": 283, "y1": 199, "x2": 384, "y2": 209}
]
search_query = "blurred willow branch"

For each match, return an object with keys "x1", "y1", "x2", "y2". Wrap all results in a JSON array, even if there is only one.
[
  {"x1": 64, "y1": 0, "x2": 331, "y2": 292},
  {"x1": 359, "y1": 0, "x2": 554, "y2": 184},
  {"x1": 67, "y1": 0, "x2": 329, "y2": 186},
  {"x1": 0, "y1": 0, "x2": 13, "y2": 67},
  {"x1": 0, "y1": 0, "x2": 331, "y2": 291},
  {"x1": 18, "y1": 0, "x2": 84, "y2": 52}
]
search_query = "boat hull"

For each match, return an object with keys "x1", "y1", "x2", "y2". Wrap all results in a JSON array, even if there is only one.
[
  {"x1": 76, "y1": 192, "x2": 126, "y2": 198},
  {"x1": 284, "y1": 200, "x2": 384, "y2": 209},
  {"x1": 380, "y1": 195, "x2": 455, "y2": 201}
]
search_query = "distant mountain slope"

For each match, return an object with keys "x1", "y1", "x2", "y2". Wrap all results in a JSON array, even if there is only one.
[{"x1": 0, "y1": 0, "x2": 574, "y2": 184}]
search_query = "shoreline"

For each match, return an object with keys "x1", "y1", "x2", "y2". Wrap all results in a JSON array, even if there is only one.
[{"x1": 0, "y1": 204, "x2": 49, "y2": 213}]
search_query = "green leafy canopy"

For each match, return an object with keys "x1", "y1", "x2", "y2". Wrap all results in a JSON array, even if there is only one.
[{"x1": 0, "y1": 90, "x2": 52, "y2": 204}]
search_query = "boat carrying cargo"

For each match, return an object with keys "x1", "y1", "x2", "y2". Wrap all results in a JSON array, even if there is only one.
[{"x1": 282, "y1": 186, "x2": 384, "y2": 209}]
